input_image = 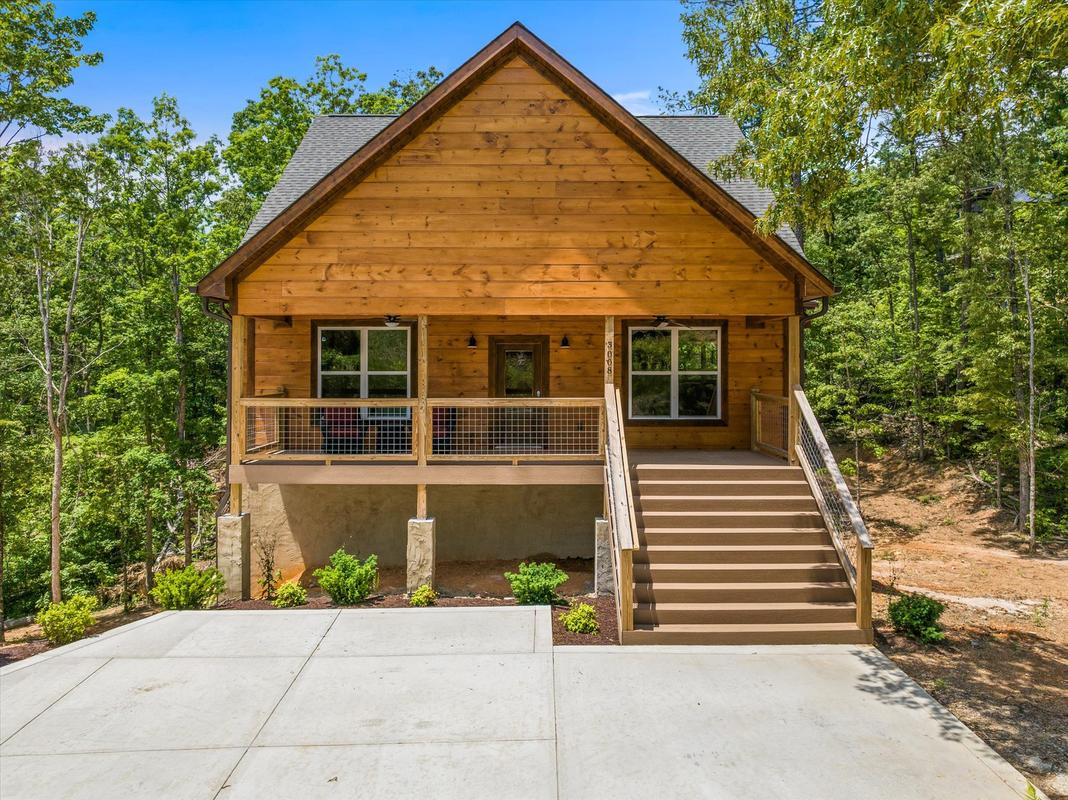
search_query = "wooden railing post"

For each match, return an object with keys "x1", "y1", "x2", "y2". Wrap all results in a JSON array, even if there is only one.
[
  {"x1": 750, "y1": 389, "x2": 759, "y2": 451},
  {"x1": 856, "y1": 541, "x2": 872, "y2": 631}
]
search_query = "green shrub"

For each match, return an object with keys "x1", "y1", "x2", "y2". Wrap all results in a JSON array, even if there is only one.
[
  {"x1": 504, "y1": 561, "x2": 568, "y2": 605},
  {"x1": 150, "y1": 566, "x2": 226, "y2": 610},
  {"x1": 272, "y1": 581, "x2": 308, "y2": 608},
  {"x1": 888, "y1": 592, "x2": 946, "y2": 643},
  {"x1": 36, "y1": 595, "x2": 99, "y2": 646},
  {"x1": 313, "y1": 550, "x2": 379, "y2": 605},
  {"x1": 559, "y1": 602, "x2": 599, "y2": 634},
  {"x1": 409, "y1": 583, "x2": 437, "y2": 607}
]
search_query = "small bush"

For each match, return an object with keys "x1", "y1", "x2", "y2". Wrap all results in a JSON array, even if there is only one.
[
  {"x1": 409, "y1": 583, "x2": 437, "y2": 607},
  {"x1": 888, "y1": 592, "x2": 946, "y2": 643},
  {"x1": 560, "y1": 602, "x2": 599, "y2": 634},
  {"x1": 504, "y1": 561, "x2": 568, "y2": 605},
  {"x1": 313, "y1": 550, "x2": 379, "y2": 605},
  {"x1": 272, "y1": 581, "x2": 308, "y2": 608},
  {"x1": 36, "y1": 595, "x2": 99, "y2": 646},
  {"x1": 150, "y1": 565, "x2": 226, "y2": 610}
]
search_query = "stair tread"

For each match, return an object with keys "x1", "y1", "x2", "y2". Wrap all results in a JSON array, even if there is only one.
[
  {"x1": 631, "y1": 622, "x2": 862, "y2": 632},
  {"x1": 636, "y1": 480, "x2": 810, "y2": 485},
  {"x1": 640, "y1": 544, "x2": 836, "y2": 552},
  {"x1": 635, "y1": 464, "x2": 802, "y2": 470},
  {"x1": 641, "y1": 510, "x2": 821, "y2": 516},
  {"x1": 635, "y1": 581, "x2": 851, "y2": 590},
  {"x1": 636, "y1": 523, "x2": 828, "y2": 529},
  {"x1": 637, "y1": 495, "x2": 815, "y2": 501},
  {"x1": 638, "y1": 562, "x2": 843, "y2": 570},
  {"x1": 633, "y1": 601, "x2": 857, "y2": 610}
]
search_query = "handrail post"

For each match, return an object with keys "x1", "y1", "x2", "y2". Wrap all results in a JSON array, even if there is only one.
[
  {"x1": 750, "y1": 388, "x2": 759, "y2": 451},
  {"x1": 856, "y1": 541, "x2": 872, "y2": 632}
]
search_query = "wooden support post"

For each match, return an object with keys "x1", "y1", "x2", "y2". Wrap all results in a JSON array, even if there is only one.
[
  {"x1": 620, "y1": 549, "x2": 634, "y2": 632},
  {"x1": 230, "y1": 314, "x2": 250, "y2": 514},
  {"x1": 417, "y1": 315, "x2": 428, "y2": 465},
  {"x1": 416, "y1": 483, "x2": 427, "y2": 519},
  {"x1": 604, "y1": 315, "x2": 615, "y2": 386},
  {"x1": 750, "y1": 389, "x2": 759, "y2": 451},
  {"x1": 786, "y1": 316, "x2": 801, "y2": 464}
]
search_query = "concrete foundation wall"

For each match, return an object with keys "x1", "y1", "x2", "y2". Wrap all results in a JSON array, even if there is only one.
[{"x1": 245, "y1": 483, "x2": 601, "y2": 585}]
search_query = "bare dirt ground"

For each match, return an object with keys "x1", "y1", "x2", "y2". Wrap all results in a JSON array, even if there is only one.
[
  {"x1": 0, "y1": 605, "x2": 158, "y2": 667},
  {"x1": 861, "y1": 452, "x2": 1068, "y2": 799}
]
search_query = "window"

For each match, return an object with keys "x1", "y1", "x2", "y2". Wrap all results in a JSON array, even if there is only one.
[
  {"x1": 318, "y1": 326, "x2": 410, "y2": 399},
  {"x1": 628, "y1": 326, "x2": 721, "y2": 419}
]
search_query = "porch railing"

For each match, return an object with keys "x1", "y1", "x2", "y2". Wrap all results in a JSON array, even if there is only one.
[
  {"x1": 791, "y1": 385, "x2": 874, "y2": 632},
  {"x1": 426, "y1": 398, "x2": 604, "y2": 461},
  {"x1": 603, "y1": 385, "x2": 637, "y2": 638},
  {"x1": 238, "y1": 397, "x2": 605, "y2": 463},
  {"x1": 751, "y1": 390, "x2": 789, "y2": 458}
]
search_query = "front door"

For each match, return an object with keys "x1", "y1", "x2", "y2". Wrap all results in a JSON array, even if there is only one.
[{"x1": 490, "y1": 336, "x2": 549, "y2": 452}]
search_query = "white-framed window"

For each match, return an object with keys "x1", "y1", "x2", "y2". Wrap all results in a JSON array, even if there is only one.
[
  {"x1": 628, "y1": 326, "x2": 721, "y2": 420},
  {"x1": 317, "y1": 326, "x2": 410, "y2": 400}
]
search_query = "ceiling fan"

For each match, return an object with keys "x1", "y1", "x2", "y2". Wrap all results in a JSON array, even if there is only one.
[{"x1": 653, "y1": 315, "x2": 692, "y2": 329}]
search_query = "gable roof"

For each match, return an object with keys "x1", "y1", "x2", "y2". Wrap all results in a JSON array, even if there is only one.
[
  {"x1": 241, "y1": 113, "x2": 803, "y2": 254},
  {"x1": 197, "y1": 22, "x2": 833, "y2": 301}
]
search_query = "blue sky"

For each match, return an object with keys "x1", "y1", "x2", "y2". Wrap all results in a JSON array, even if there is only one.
[{"x1": 54, "y1": 0, "x2": 700, "y2": 141}]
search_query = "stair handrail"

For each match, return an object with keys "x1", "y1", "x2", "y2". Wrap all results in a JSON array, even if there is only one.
[
  {"x1": 791, "y1": 385, "x2": 873, "y2": 632},
  {"x1": 604, "y1": 385, "x2": 636, "y2": 635}
]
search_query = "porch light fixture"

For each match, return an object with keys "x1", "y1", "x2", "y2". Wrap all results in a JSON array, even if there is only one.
[
  {"x1": 384, "y1": 315, "x2": 400, "y2": 328},
  {"x1": 467, "y1": 333, "x2": 477, "y2": 349},
  {"x1": 560, "y1": 334, "x2": 570, "y2": 349}
]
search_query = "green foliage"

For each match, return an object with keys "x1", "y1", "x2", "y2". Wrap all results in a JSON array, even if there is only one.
[
  {"x1": 559, "y1": 602, "x2": 599, "y2": 634},
  {"x1": 504, "y1": 562, "x2": 568, "y2": 605},
  {"x1": 409, "y1": 583, "x2": 437, "y2": 607},
  {"x1": 272, "y1": 581, "x2": 308, "y2": 608},
  {"x1": 0, "y1": 0, "x2": 106, "y2": 145},
  {"x1": 149, "y1": 566, "x2": 225, "y2": 610},
  {"x1": 35, "y1": 594, "x2": 98, "y2": 645},
  {"x1": 313, "y1": 550, "x2": 379, "y2": 605},
  {"x1": 888, "y1": 592, "x2": 947, "y2": 644}
]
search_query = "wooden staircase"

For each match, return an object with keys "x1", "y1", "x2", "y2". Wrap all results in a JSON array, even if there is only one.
[{"x1": 621, "y1": 462, "x2": 873, "y2": 645}]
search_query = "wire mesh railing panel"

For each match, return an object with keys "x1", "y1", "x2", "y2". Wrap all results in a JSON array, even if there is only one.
[
  {"x1": 796, "y1": 417, "x2": 856, "y2": 551},
  {"x1": 241, "y1": 401, "x2": 417, "y2": 460},
  {"x1": 429, "y1": 401, "x2": 602, "y2": 459},
  {"x1": 753, "y1": 392, "x2": 789, "y2": 456}
]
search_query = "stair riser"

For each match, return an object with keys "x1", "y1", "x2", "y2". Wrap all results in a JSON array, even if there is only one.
[
  {"x1": 637, "y1": 497, "x2": 817, "y2": 512},
  {"x1": 635, "y1": 547, "x2": 841, "y2": 564},
  {"x1": 633, "y1": 606, "x2": 857, "y2": 625},
  {"x1": 634, "y1": 481, "x2": 812, "y2": 497},
  {"x1": 622, "y1": 628, "x2": 873, "y2": 645},
  {"x1": 633, "y1": 565, "x2": 847, "y2": 582},
  {"x1": 633, "y1": 585, "x2": 855, "y2": 603},
  {"x1": 642, "y1": 531, "x2": 831, "y2": 546},
  {"x1": 635, "y1": 467, "x2": 804, "y2": 482},
  {"x1": 639, "y1": 513, "x2": 825, "y2": 529}
]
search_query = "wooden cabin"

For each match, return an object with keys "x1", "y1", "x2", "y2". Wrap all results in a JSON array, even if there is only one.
[{"x1": 196, "y1": 23, "x2": 873, "y2": 645}]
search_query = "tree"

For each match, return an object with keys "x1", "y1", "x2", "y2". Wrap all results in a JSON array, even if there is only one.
[{"x1": 0, "y1": 0, "x2": 104, "y2": 146}]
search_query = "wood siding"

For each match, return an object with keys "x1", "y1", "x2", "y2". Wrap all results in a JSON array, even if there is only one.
[
  {"x1": 250, "y1": 314, "x2": 784, "y2": 451},
  {"x1": 235, "y1": 55, "x2": 795, "y2": 319}
]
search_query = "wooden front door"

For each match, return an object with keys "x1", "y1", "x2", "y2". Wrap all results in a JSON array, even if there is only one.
[{"x1": 490, "y1": 335, "x2": 549, "y2": 452}]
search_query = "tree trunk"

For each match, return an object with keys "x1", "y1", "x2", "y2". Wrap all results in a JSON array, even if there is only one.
[
  {"x1": 144, "y1": 505, "x2": 154, "y2": 593},
  {"x1": 50, "y1": 428, "x2": 63, "y2": 603},
  {"x1": 905, "y1": 142, "x2": 925, "y2": 461}
]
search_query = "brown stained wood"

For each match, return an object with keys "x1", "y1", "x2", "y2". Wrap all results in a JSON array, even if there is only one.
[{"x1": 196, "y1": 25, "x2": 834, "y2": 301}]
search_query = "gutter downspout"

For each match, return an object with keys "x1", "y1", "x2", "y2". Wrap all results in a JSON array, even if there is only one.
[
  {"x1": 799, "y1": 296, "x2": 830, "y2": 387},
  {"x1": 197, "y1": 293, "x2": 233, "y2": 516}
]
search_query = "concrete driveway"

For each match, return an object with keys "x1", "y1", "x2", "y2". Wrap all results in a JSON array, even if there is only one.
[{"x1": 0, "y1": 608, "x2": 1039, "y2": 799}]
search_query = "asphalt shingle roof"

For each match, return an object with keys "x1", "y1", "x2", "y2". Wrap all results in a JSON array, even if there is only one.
[{"x1": 242, "y1": 113, "x2": 802, "y2": 254}]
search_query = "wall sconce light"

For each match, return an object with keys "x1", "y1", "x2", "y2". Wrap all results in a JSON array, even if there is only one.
[
  {"x1": 384, "y1": 315, "x2": 400, "y2": 328},
  {"x1": 467, "y1": 333, "x2": 477, "y2": 349},
  {"x1": 560, "y1": 334, "x2": 570, "y2": 349}
]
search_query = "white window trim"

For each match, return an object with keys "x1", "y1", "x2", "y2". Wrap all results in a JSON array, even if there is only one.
[
  {"x1": 318, "y1": 327, "x2": 411, "y2": 412},
  {"x1": 628, "y1": 326, "x2": 721, "y2": 420}
]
